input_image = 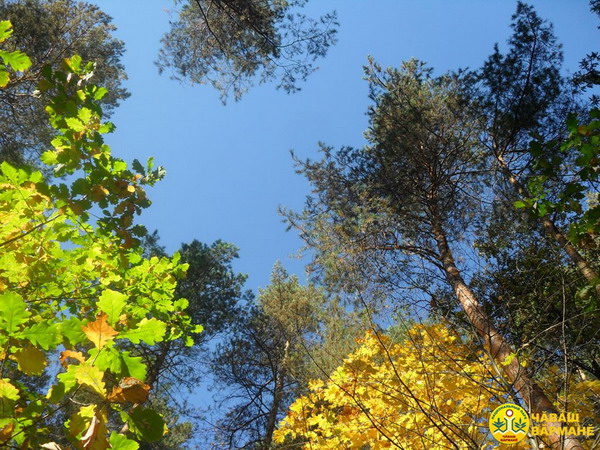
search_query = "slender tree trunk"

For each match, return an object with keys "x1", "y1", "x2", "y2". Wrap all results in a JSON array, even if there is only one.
[
  {"x1": 430, "y1": 213, "x2": 584, "y2": 450},
  {"x1": 496, "y1": 154, "x2": 600, "y2": 298},
  {"x1": 264, "y1": 340, "x2": 289, "y2": 447},
  {"x1": 146, "y1": 341, "x2": 171, "y2": 387}
]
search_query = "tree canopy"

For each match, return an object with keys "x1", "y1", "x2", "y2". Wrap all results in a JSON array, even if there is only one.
[
  {"x1": 0, "y1": 25, "x2": 198, "y2": 447},
  {"x1": 0, "y1": 0, "x2": 128, "y2": 168},
  {"x1": 157, "y1": 0, "x2": 338, "y2": 101},
  {"x1": 0, "y1": 2, "x2": 599, "y2": 449}
]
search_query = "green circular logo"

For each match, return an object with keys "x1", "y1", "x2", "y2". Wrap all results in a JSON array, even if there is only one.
[{"x1": 489, "y1": 403, "x2": 530, "y2": 444}]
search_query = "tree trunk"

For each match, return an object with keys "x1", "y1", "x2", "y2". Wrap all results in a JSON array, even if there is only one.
[
  {"x1": 264, "y1": 340, "x2": 289, "y2": 447},
  {"x1": 431, "y1": 214, "x2": 584, "y2": 450},
  {"x1": 146, "y1": 341, "x2": 171, "y2": 387},
  {"x1": 496, "y1": 154, "x2": 600, "y2": 299}
]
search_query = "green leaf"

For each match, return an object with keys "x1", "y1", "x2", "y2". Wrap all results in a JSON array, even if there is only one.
[
  {"x1": 48, "y1": 365, "x2": 78, "y2": 404},
  {"x1": 75, "y1": 365, "x2": 106, "y2": 397},
  {"x1": 0, "y1": 49, "x2": 31, "y2": 72},
  {"x1": 97, "y1": 289, "x2": 127, "y2": 325},
  {"x1": 112, "y1": 160, "x2": 127, "y2": 173},
  {"x1": 98, "y1": 122, "x2": 115, "y2": 134},
  {"x1": 131, "y1": 225, "x2": 148, "y2": 238},
  {"x1": 0, "y1": 21, "x2": 12, "y2": 42},
  {"x1": 513, "y1": 200, "x2": 527, "y2": 209},
  {"x1": 91, "y1": 347, "x2": 122, "y2": 376},
  {"x1": 57, "y1": 364, "x2": 79, "y2": 392},
  {"x1": 127, "y1": 252, "x2": 142, "y2": 265},
  {"x1": 131, "y1": 159, "x2": 144, "y2": 175},
  {"x1": 0, "y1": 67, "x2": 8, "y2": 87},
  {"x1": 40, "y1": 151, "x2": 58, "y2": 166},
  {"x1": 121, "y1": 318, "x2": 166, "y2": 345},
  {"x1": 566, "y1": 113, "x2": 578, "y2": 132},
  {"x1": 22, "y1": 321, "x2": 59, "y2": 350},
  {"x1": 0, "y1": 379, "x2": 19, "y2": 402},
  {"x1": 120, "y1": 352, "x2": 147, "y2": 381},
  {"x1": 127, "y1": 407, "x2": 166, "y2": 442},
  {"x1": 109, "y1": 432, "x2": 139, "y2": 450},
  {"x1": 77, "y1": 107, "x2": 93, "y2": 124},
  {"x1": 65, "y1": 117, "x2": 85, "y2": 132},
  {"x1": 94, "y1": 87, "x2": 108, "y2": 101},
  {"x1": 60, "y1": 316, "x2": 87, "y2": 345},
  {"x1": 71, "y1": 177, "x2": 90, "y2": 196},
  {"x1": 0, "y1": 379, "x2": 19, "y2": 416},
  {"x1": 0, "y1": 292, "x2": 30, "y2": 335},
  {"x1": 66, "y1": 55, "x2": 82, "y2": 73}
]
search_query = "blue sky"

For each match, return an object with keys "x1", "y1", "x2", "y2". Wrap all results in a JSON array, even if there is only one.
[{"x1": 91, "y1": 0, "x2": 598, "y2": 294}]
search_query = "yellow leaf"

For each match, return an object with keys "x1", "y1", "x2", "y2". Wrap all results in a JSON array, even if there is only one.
[
  {"x1": 83, "y1": 313, "x2": 118, "y2": 349},
  {"x1": 75, "y1": 365, "x2": 106, "y2": 398},
  {"x1": 501, "y1": 352, "x2": 517, "y2": 366},
  {"x1": 12, "y1": 346, "x2": 47, "y2": 375}
]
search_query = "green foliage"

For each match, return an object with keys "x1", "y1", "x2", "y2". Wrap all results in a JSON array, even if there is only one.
[
  {"x1": 203, "y1": 262, "x2": 367, "y2": 448},
  {"x1": 517, "y1": 108, "x2": 600, "y2": 246},
  {"x1": 0, "y1": 26, "x2": 199, "y2": 447},
  {"x1": 280, "y1": 6, "x2": 599, "y2": 449},
  {"x1": 478, "y1": 0, "x2": 570, "y2": 153},
  {"x1": 126, "y1": 236, "x2": 249, "y2": 448},
  {"x1": 157, "y1": 0, "x2": 338, "y2": 101},
  {"x1": 0, "y1": 0, "x2": 128, "y2": 168},
  {"x1": 0, "y1": 19, "x2": 30, "y2": 86}
]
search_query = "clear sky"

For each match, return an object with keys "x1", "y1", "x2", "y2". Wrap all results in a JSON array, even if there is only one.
[{"x1": 91, "y1": 0, "x2": 598, "y2": 294}]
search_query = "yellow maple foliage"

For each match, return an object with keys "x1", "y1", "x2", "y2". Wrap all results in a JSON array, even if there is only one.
[{"x1": 274, "y1": 324, "x2": 600, "y2": 449}]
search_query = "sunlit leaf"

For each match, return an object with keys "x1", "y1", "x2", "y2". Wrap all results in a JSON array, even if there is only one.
[
  {"x1": 108, "y1": 432, "x2": 139, "y2": 450},
  {"x1": 0, "y1": 292, "x2": 30, "y2": 335},
  {"x1": 83, "y1": 314, "x2": 118, "y2": 349},
  {"x1": 108, "y1": 378, "x2": 150, "y2": 404},
  {"x1": 121, "y1": 318, "x2": 165, "y2": 345},
  {"x1": 97, "y1": 289, "x2": 127, "y2": 325}
]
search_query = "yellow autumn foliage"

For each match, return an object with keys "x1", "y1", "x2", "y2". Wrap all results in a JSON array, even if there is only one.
[{"x1": 274, "y1": 323, "x2": 600, "y2": 449}]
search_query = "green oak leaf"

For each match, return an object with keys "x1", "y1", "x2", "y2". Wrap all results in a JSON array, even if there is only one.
[
  {"x1": 121, "y1": 318, "x2": 166, "y2": 345},
  {"x1": 97, "y1": 289, "x2": 127, "y2": 325},
  {"x1": 0, "y1": 49, "x2": 31, "y2": 72},
  {"x1": 120, "y1": 352, "x2": 147, "y2": 381},
  {"x1": 60, "y1": 316, "x2": 87, "y2": 345},
  {"x1": 0, "y1": 21, "x2": 12, "y2": 41},
  {"x1": 0, "y1": 67, "x2": 8, "y2": 87},
  {"x1": 0, "y1": 292, "x2": 30, "y2": 335},
  {"x1": 22, "y1": 321, "x2": 59, "y2": 350},
  {"x1": 126, "y1": 407, "x2": 166, "y2": 442},
  {"x1": 109, "y1": 432, "x2": 139, "y2": 450},
  {"x1": 65, "y1": 117, "x2": 85, "y2": 132}
]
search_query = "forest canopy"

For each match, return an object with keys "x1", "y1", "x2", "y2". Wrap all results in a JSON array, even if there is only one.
[{"x1": 0, "y1": 1, "x2": 598, "y2": 449}]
